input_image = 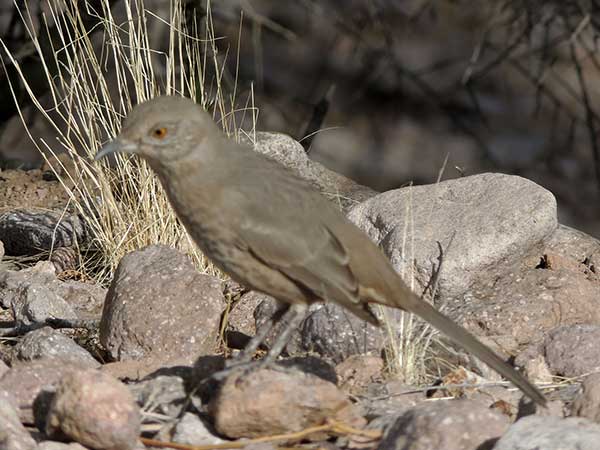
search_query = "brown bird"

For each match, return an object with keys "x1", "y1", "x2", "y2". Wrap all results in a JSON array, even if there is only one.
[{"x1": 96, "y1": 96, "x2": 546, "y2": 406}]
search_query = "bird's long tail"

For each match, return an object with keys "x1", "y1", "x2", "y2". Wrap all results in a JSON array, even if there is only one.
[{"x1": 395, "y1": 285, "x2": 547, "y2": 406}]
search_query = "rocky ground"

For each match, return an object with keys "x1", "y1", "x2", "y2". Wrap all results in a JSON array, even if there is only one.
[{"x1": 2, "y1": 133, "x2": 600, "y2": 450}]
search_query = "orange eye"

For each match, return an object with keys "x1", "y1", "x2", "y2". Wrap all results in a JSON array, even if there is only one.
[{"x1": 152, "y1": 127, "x2": 168, "y2": 139}]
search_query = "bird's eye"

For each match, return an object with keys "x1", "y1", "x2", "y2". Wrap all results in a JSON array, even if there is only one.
[{"x1": 151, "y1": 127, "x2": 168, "y2": 139}]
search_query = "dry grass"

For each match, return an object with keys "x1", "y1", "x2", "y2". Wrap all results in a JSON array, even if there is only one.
[
  {"x1": 1, "y1": 0, "x2": 256, "y2": 283},
  {"x1": 377, "y1": 183, "x2": 441, "y2": 385}
]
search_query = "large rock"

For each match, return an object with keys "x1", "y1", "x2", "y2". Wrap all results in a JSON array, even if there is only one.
[
  {"x1": 348, "y1": 173, "x2": 557, "y2": 299},
  {"x1": 252, "y1": 132, "x2": 377, "y2": 210},
  {"x1": 455, "y1": 254, "x2": 600, "y2": 353},
  {"x1": 100, "y1": 245, "x2": 225, "y2": 364}
]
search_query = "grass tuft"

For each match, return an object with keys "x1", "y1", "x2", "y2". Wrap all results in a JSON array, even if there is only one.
[{"x1": 1, "y1": 0, "x2": 255, "y2": 282}]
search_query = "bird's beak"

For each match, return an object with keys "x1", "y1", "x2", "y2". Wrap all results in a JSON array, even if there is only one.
[{"x1": 94, "y1": 139, "x2": 137, "y2": 161}]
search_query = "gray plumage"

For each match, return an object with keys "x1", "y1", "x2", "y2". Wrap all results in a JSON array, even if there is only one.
[{"x1": 96, "y1": 96, "x2": 546, "y2": 406}]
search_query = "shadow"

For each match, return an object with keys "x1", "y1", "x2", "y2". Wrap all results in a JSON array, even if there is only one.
[
  {"x1": 33, "y1": 388, "x2": 56, "y2": 434},
  {"x1": 476, "y1": 437, "x2": 500, "y2": 450},
  {"x1": 277, "y1": 356, "x2": 337, "y2": 384}
]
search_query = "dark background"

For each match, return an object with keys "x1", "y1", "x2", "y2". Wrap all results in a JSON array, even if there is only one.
[{"x1": 2, "y1": 1, "x2": 600, "y2": 236}]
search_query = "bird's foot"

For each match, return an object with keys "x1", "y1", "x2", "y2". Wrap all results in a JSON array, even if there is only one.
[{"x1": 209, "y1": 356, "x2": 297, "y2": 382}]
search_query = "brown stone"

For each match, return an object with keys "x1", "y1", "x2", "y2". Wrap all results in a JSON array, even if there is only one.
[
  {"x1": 209, "y1": 367, "x2": 365, "y2": 439},
  {"x1": 100, "y1": 245, "x2": 225, "y2": 364},
  {"x1": 46, "y1": 369, "x2": 141, "y2": 450}
]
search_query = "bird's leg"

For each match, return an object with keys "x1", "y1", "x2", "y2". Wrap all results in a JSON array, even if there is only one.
[
  {"x1": 210, "y1": 303, "x2": 308, "y2": 381},
  {"x1": 225, "y1": 302, "x2": 290, "y2": 368},
  {"x1": 260, "y1": 302, "x2": 308, "y2": 365}
]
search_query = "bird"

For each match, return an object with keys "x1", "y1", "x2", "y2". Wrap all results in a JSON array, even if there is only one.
[{"x1": 95, "y1": 95, "x2": 546, "y2": 406}]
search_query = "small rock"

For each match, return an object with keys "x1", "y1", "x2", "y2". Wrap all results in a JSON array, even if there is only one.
[
  {"x1": 0, "y1": 208, "x2": 86, "y2": 256},
  {"x1": 0, "y1": 261, "x2": 105, "y2": 316},
  {"x1": 13, "y1": 327, "x2": 99, "y2": 368},
  {"x1": 11, "y1": 282, "x2": 78, "y2": 331},
  {"x1": 172, "y1": 413, "x2": 226, "y2": 446},
  {"x1": 0, "y1": 359, "x2": 85, "y2": 424},
  {"x1": 430, "y1": 366, "x2": 488, "y2": 400},
  {"x1": 129, "y1": 375, "x2": 187, "y2": 418},
  {"x1": 253, "y1": 296, "x2": 303, "y2": 354},
  {"x1": 468, "y1": 336, "x2": 510, "y2": 382},
  {"x1": 46, "y1": 369, "x2": 141, "y2": 450},
  {"x1": 493, "y1": 415, "x2": 600, "y2": 450},
  {"x1": 522, "y1": 355, "x2": 553, "y2": 384},
  {"x1": 300, "y1": 303, "x2": 384, "y2": 363},
  {"x1": 378, "y1": 400, "x2": 509, "y2": 450},
  {"x1": 336, "y1": 354, "x2": 384, "y2": 395},
  {"x1": 537, "y1": 399, "x2": 568, "y2": 418},
  {"x1": 571, "y1": 373, "x2": 600, "y2": 423},
  {"x1": 0, "y1": 390, "x2": 37, "y2": 450},
  {"x1": 465, "y1": 385, "x2": 525, "y2": 421},
  {"x1": 255, "y1": 296, "x2": 384, "y2": 363},
  {"x1": 209, "y1": 367, "x2": 365, "y2": 439},
  {"x1": 227, "y1": 290, "x2": 263, "y2": 338},
  {"x1": 544, "y1": 325, "x2": 600, "y2": 377},
  {"x1": 359, "y1": 380, "x2": 425, "y2": 421},
  {"x1": 100, "y1": 245, "x2": 225, "y2": 364}
]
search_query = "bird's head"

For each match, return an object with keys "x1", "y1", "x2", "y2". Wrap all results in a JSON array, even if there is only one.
[{"x1": 95, "y1": 96, "x2": 219, "y2": 166}]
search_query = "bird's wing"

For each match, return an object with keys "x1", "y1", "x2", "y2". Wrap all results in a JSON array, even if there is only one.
[{"x1": 232, "y1": 174, "x2": 379, "y2": 325}]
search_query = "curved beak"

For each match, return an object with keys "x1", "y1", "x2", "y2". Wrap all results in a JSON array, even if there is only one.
[{"x1": 94, "y1": 139, "x2": 137, "y2": 161}]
